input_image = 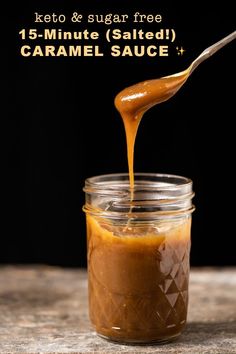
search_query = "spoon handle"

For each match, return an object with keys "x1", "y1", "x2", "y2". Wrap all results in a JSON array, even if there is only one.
[{"x1": 189, "y1": 31, "x2": 236, "y2": 74}]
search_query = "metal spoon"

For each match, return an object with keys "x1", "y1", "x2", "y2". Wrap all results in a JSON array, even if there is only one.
[{"x1": 188, "y1": 31, "x2": 236, "y2": 75}]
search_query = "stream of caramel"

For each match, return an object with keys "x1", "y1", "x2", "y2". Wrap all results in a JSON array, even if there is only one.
[{"x1": 115, "y1": 70, "x2": 189, "y2": 193}]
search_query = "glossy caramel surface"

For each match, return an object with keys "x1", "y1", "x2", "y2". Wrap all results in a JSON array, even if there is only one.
[{"x1": 87, "y1": 214, "x2": 191, "y2": 342}]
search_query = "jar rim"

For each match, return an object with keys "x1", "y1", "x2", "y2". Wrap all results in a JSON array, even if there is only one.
[
  {"x1": 84, "y1": 173, "x2": 193, "y2": 193},
  {"x1": 83, "y1": 173, "x2": 194, "y2": 219}
]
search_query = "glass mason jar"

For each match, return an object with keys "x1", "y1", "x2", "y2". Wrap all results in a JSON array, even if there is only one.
[{"x1": 83, "y1": 173, "x2": 194, "y2": 344}]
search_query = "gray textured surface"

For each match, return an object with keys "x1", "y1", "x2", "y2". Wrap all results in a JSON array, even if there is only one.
[{"x1": 0, "y1": 266, "x2": 235, "y2": 353}]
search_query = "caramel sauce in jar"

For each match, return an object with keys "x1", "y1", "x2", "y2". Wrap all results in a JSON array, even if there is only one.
[{"x1": 83, "y1": 173, "x2": 194, "y2": 343}]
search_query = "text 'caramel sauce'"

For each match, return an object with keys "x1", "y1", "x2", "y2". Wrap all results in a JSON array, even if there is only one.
[{"x1": 115, "y1": 70, "x2": 189, "y2": 192}]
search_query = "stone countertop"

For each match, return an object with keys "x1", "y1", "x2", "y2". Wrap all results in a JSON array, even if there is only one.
[{"x1": 0, "y1": 266, "x2": 235, "y2": 354}]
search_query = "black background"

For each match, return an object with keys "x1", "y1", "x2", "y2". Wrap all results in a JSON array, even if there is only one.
[{"x1": 3, "y1": 0, "x2": 236, "y2": 267}]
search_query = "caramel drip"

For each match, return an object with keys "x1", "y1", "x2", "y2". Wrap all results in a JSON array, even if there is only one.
[{"x1": 115, "y1": 70, "x2": 189, "y2": 195}]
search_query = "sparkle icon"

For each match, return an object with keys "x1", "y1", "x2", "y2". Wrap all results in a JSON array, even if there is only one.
[{"x1": 176, "y1": 46, "x2": 186, "y2": 56}]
